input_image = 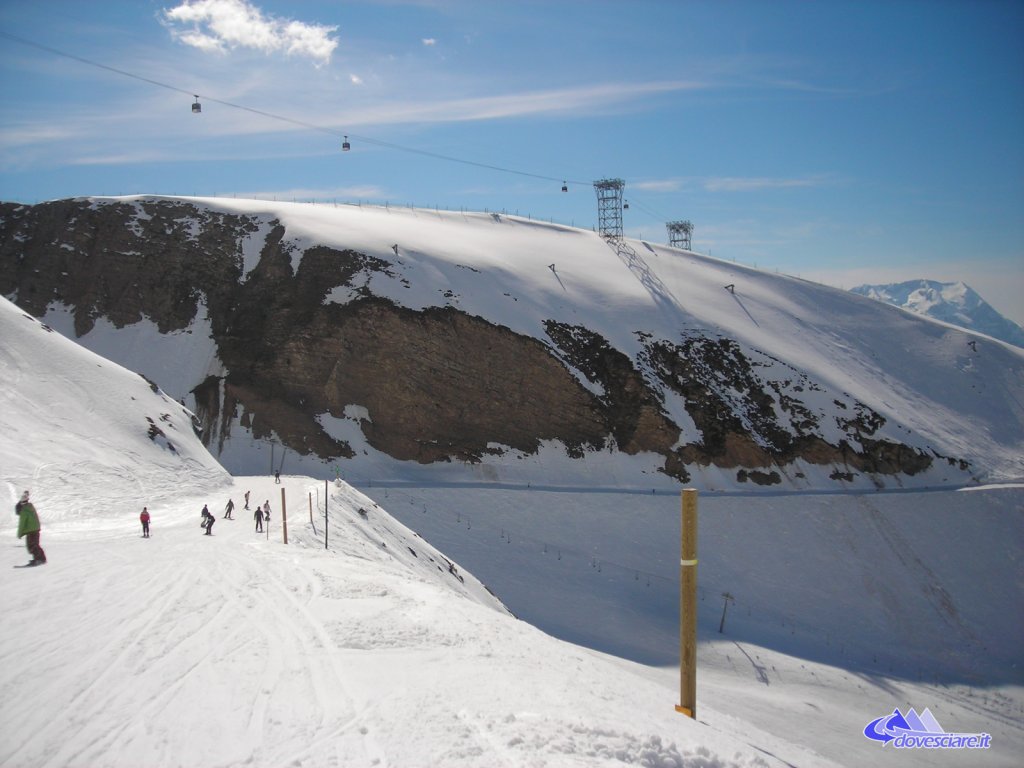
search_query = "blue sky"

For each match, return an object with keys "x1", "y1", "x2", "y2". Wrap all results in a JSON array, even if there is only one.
[{"x1": 1, "y1": 0, "x2": 1022, "y2": 323}]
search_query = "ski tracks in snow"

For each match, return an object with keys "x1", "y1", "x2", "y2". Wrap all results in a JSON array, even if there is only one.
[{"x1": 0, "y1": 506, "x2": 388, "y2": 768}]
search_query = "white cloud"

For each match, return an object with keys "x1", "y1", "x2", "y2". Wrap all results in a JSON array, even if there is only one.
[
  {"x1": 422, "y1": 38, "x2": 437, "y2": 46},
  {"x1": 350, "y1": 74, "x2": 363, "y2": 85},
  {"x1": 632, "y1": 179, "x2": 682, "y2": 193},
  {"x1": 161, "y1": 0, "x2": 338, "y2": 65},
  {"x1": 334, "y1": 79, "x2": 705, "y2": 126},
  {"x1": 703, "y1": 176, "x2": 832, "y2": 193}
]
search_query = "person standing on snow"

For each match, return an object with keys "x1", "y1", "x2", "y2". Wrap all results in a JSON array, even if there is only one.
[
  {"x1": 15, "y1": 490, "x2": 46, "y2": 566},
  {"x1": 223, "y1": 499, "x2": 234, "y2": 520},
  {"x1": 244, "y1": 490, "x2": 250, "y2": 510},
  {"x1": 274, "y1": 470, "x2": 281, "y2": 484},
  {"x1": 262, "y1": 500, "x2": 271, "y2": 524},
  {"x1": 201, "y1": 504, "x2": 215, "y2": 536},
  {"x1": 254, "y1": 504, "x2": 264, "y2": 533},
  {"x1": 140, "y1": 507, "x2": 151, "y2": 538}
]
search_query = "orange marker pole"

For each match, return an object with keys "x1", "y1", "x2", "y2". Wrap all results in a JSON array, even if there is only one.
[{"x1": 676, "y1": 488, "x2": 698, "y2": 718}]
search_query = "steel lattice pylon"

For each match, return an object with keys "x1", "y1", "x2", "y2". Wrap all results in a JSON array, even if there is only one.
[
  {"x1": 594, "y1": 178, "x2": 625, "y2": 240},
  {"x1": 666, "y1": 220, "x2": 693, "y2": 250}
]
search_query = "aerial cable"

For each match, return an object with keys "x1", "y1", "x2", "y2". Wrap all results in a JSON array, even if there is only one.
[
  {"x1": 0, "y1": 30, "x2": 591, "y2": 187},
  {"x1": 347, "y1": 133, "x2": 589, "y2": 186},
  {"x1": 0, "y1": 30, "x2": 196, "y2": 99},
  {"x1": 623, "y1": 194, "x2": 671, "y2": 222}
]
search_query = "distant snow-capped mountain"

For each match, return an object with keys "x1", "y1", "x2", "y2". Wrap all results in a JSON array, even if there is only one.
[{"x1": 851, "y1": 279, "x2": 1024, "y2": 348}]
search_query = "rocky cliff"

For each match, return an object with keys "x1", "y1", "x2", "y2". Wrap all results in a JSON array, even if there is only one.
[{"x1": 1, "y1": 196, "x2": 997, "y2": 488}]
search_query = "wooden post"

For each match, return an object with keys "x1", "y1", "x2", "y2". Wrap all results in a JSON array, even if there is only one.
[
  {"x1": 676, "y1": 488, "x2": 698, "y2": 718},
  {"x1": 309, "y1": 492, "x2": 313, "y2": 524},
  {"x1": 281, "y1": 487, "x2": 288, "y2": 545},
  {"x1": 324, "y1": 480, "x2": 329, "y2": 550}
]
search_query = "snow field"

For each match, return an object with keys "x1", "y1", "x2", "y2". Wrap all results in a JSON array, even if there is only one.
[{"x1": 0, "y1": 475, "x2": 831, "y2": 768}]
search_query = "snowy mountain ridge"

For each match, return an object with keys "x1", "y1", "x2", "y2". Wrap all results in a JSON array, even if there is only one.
[
  {"x1": 2, "y1": 195, "x2": 1022, "y2": 491},
  {"x1": 851, "y1": 278, "x2": 1024, "y2": 348}
]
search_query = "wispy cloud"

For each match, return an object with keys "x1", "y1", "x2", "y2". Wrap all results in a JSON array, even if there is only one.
[
  {"x1": 160, "y1": 0, "x2": 338, "y2": 66},
  {"x1": 334, "y1": 79, "x2": 707, "y2": 126},
  {"x1": 422, "y1": 38, "x2": 437, "y2": 47},
  {"x1": 632, "y1": 179, "x2": 682, "y2": 193},
  {"x1": 703, "y1": 175, "x2": 834, "y2": 193}
]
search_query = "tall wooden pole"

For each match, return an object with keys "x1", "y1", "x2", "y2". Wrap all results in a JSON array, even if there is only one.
[
  {"x1": 324, "y1": 479, "x2": 329, "y2": 550},
  {"x1": 280, "y1": 487, "x2": 288, "y2": 545},
  {"x1": 676, "y1": 488, "x2": 698, "y2": 718}
]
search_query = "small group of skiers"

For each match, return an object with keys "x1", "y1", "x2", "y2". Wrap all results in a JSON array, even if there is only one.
[
  {"x1": 202, "y1": 495, "x2": 272, "y2": 536},
  {"x1": 134, "y1": 493, "x2": 271, "y2": 537},
  {"x1": 15, "y1": 490, "x2": 46, "y2": 567},
  {"x1": 136, "y1": 497, "x2": 264, "y2": 537},
  {"x1": 13, "y1": 486, "x2": 280, "y2": 569}
]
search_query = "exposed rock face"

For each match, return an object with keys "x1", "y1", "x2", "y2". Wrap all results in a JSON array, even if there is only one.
[{"x1": 0, "y1": 197, "x2": 954, "y2": 484}]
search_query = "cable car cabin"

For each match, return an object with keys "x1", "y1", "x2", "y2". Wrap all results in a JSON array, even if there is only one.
[
  {"x1": 192, "y1": 97, "x2": 201, "y2": 114},
  {"x1": 342, "y1": 135, "x2": 351, "y2": 151},
  {"x1": 561, "y1": 181, "x2": 568, "y2": 192},
  {"x1": 623, "y1": 200, "x2": 630, "y2": 209}
]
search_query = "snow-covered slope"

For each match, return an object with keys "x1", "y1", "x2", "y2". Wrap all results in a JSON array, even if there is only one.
[
  {"x1": 0, "y1": 293, "x2": 834, "y2": 767},
  {"x1": 2, "y1": 287, "x2": 1023, "y2": 766},
  {"x1": 852, "y1": 279, "x2": 1024, "y2": 349},
  {"x1": 17, "y1": 195, "x2": 1024, "y2": 489},
  {"x1": 0, "y1": 294, "x2": 228, "y2": 512}
]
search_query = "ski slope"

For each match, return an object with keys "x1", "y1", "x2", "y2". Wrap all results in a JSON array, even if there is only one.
[
  {"x1": 0, "y1": 294, "x2": 845, "y2": 766},
  {"x1": 3, "y1": 217, "x2": 1023, "y2": 766}
]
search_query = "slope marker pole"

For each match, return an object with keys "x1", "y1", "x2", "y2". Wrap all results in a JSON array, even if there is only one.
[
  {"x1": 281, "y1": 487, "x2": 288, "y2": 545},
  {"x1": 676, "y1": 488, "x2": 698, "y2": 719}
]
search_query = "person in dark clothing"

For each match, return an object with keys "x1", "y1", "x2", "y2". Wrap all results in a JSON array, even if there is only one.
[
  {"x1": 201, "y1": 504, "x2": 214, "y2": 535},
  {"x1": 223, "y1": 499, "x2": 234, "y2": 519},
  {"x1": 254, "y1": 505, "x2": 264, "y2": 533},
  {"x1": 244, "y1": 490, "x2": 250, "y2": 510},
  {"x1": 140, "y1": 507, "x2": 151, "y2": 538},
  {"x1": 274, "y1": 470, "x2": 281, "y2": 484}
]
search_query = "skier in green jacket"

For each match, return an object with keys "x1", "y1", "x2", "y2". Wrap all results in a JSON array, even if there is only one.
[{"x1": 15, "y1": 490, "x2": 47, "y2": 566}]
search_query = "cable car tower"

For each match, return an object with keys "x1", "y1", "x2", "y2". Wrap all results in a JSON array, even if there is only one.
[
  {"x1": 594, "y1": 178, "x2": 625, "y2": 240},
  {"x1": 667, "y1": 220, "x2": 693, "y2": 250}
]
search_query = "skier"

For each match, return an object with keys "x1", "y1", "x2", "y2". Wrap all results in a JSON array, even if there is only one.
[
  {"x1": 201, "y1": 504, "x2": 215, "y2": 536},
  {"x1": 254, "y1": 505, "x2": 264, "y2": 533},
  {"x1": 140, "y1": 507, "x2": 151, "y2": 538},
  {"x1": 244, "y1": 490, "x2": 250, "y2": 510},
  {"x1": 262, "y1": 500, "x2": 271, "y2": 524},
  {"x1": 223, "y1": 498, "x2": 234, "y2": 519},
  {"x1": 274, "y1": 470, "x2": 281, "y2": 484},
  {"x1": 15, "y1": 490, "x2": 46, "y2": 566}
]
